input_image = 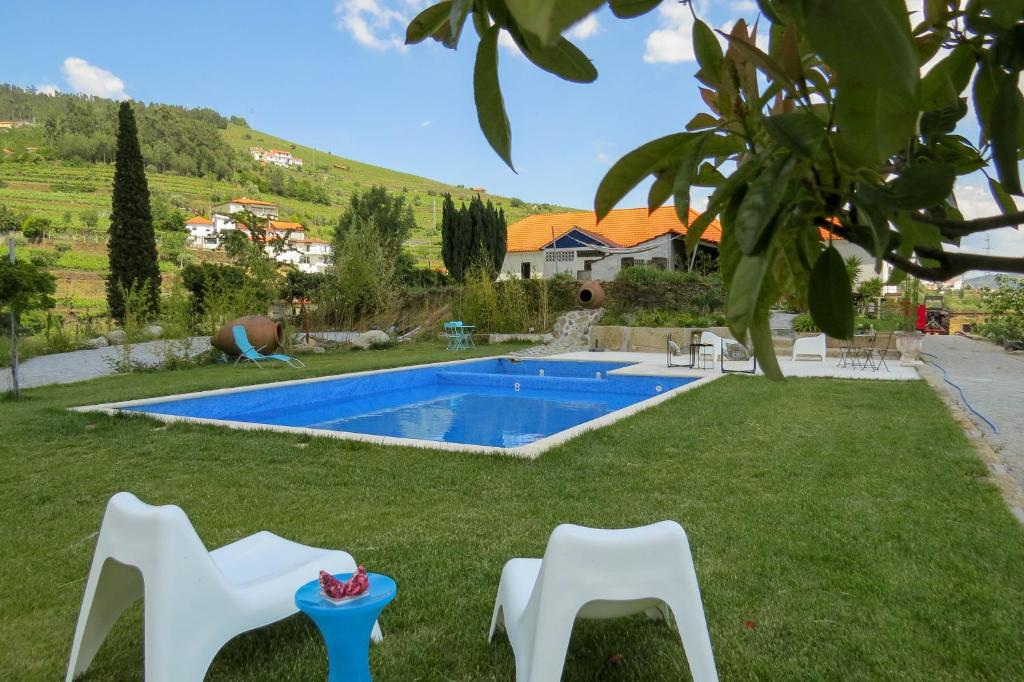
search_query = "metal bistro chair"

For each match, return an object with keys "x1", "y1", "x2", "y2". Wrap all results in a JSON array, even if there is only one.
[
  {"x1": 667, "y1": 335, "x2": 695, "y2": 369},
  {"x1": 870, "y1": 332, "x2": 893, "y2": 372},
  {"x1": 856, "y1": 333, "x2": 878, "y2": 371},
  {"x1": 720, "y1": 338, "x2": 757, "y2": 375},
  {"x1": 443, "y1": 321, "x2": 466, "y2": 351}
]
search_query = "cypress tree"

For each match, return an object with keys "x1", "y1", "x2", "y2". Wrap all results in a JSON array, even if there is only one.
[
  {"x1": 107, "y1": 101, "x2": 160, "y2": 321},
  {"x1": 440, "y1": 193, "x2": 507, "y2": 281}
]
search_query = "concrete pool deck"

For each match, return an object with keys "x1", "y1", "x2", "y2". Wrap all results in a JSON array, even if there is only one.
[{"x1": 548, "y1": 350, "x2": 922, "y2": 381}]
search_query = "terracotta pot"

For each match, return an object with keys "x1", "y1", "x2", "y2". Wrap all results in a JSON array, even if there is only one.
[
  {"x1": 211, "y1": 316, "x2": 284, "y2": 355},
  {"x1": 577, "y1": 281, "x2": 605, "y2": 308}
]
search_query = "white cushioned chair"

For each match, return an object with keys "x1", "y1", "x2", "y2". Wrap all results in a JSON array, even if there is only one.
[
  {"x1": 66, "y1": 492, "x2": 379, "y2": 682},
  {"x1": 792, "y1": 333, "x2": 827, "y2": 361},
  {"x1": 488, "y1": 521, "x2": 718, "y2": 682}
]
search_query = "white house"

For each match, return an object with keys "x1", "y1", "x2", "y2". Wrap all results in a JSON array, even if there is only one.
[
  {"x1": 212, "y1": 197, "x2": 279, "y2": 219},
  {"x1": 184, "y1": 215, "x2": 218, "y2": 250},
  {"x1": 250, "y1": 147, "x2": 304, "y2": 168},
  {"x1": 501, "y1": 207, "x2": 722, "y2": 280}
]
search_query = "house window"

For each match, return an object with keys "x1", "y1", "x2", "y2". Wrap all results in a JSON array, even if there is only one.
[{"x1": 521, "y1": 262, "x2": 531, "y2": 279}]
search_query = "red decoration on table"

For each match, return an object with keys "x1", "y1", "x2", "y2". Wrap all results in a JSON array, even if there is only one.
[{"x1": 319, "y1": 565, "x2": 369, "y2": 600}]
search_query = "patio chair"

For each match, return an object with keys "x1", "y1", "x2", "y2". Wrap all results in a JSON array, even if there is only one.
[
  {"x1": 869, "y1": 332, "x2": 893, "y2": 372},
  {"x1": 443, "y1": 321, "x2": 465, "y2": 351},
  {"x1": 65, "y1": 492, "x2": 380, "y2": 682},
  {"x1": 232, "y1": 325, "x2": 304, "y2": 368},
  {"x1": 699, "y1": 331, "x2": 723, "y2": 366},
  {"x1": 720, "y1": 338, "x2": 758, "y2": 374},
  {"x1": 792, "y1": 333, "x2": 827, "y2": 362},
  {"x1": 488, "y1": 521, "x2": 718, "y2": 682}
]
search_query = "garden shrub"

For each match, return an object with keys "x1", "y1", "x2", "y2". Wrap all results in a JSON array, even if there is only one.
[{"x1": 978, "y1": 276, "x2": 1024, "y2": 345}]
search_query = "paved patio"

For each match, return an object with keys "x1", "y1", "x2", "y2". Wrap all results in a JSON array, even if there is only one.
[{"x1": 548, "y1": 350, "x2": 921, "y2": 381}]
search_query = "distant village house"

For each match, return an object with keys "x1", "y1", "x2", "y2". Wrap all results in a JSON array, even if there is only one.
[{"x1": 248, "y1": 146, "x2": 304, "y2": 168}]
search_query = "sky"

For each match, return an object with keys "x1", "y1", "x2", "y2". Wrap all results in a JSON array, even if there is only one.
[{"x1": 1, "y1": 0, "x2": 1022, "y2": 265}]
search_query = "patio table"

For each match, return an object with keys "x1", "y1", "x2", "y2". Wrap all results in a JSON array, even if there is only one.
[
  {"x1": 839, "y1": 333, "x2": 876, "y2": 369},
  {"x1": 295, "y1": 573, "x2": 396, "y2": 682}
]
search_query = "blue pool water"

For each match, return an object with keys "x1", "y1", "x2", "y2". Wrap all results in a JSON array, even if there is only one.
[{"x1": 124, "y1": 359, "x2": 693, "y2": 449}]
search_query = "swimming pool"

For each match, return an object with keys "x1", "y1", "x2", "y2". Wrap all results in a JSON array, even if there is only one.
[{"x1": 75, "y1": 358, "x2": 708, "y2": 457}]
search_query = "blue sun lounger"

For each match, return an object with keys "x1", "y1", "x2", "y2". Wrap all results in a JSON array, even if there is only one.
[{"x1": 232, "y1": 325, "x2": 305, "y2": 369}]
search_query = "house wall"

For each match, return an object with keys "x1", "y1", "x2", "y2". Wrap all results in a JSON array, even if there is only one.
[
  {"x1": 500, "y1": 251, "x2": 545, "y2": 279},
  {"x1": 590, "y1": 234, "x2": 675, "y2": 281},
  {"x1": 833, "y1": 239, "x2": 895, "y2": 292}
]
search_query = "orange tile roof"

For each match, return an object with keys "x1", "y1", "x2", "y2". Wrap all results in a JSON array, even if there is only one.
[
  {"x1": 185, "y1": 215, "x2": 213, "y2": 225},
  {"x1": 269, "y1": 221, "x2": 304, "y2": 230},
  {"x1": 506, "y1": 206, "x2": 722, "y2": 253},
  {"x1": 507, "y1": 206, "x2": 841, "y2": 253},
  {"x1": 230, "y1": 197, "x2": 277, "y2": 207},
  {"x1": 268, "y1": 149, "x2": 290, "y2": 155}
]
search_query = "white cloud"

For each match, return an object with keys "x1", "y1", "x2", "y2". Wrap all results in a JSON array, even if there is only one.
[
  {"x1": 497, "y1": 29, "x2": 525, "y2": 57},
  {"x1": 334, "y1": 0, "x2": 415, "y2": 51},
  {"x1": 644, "y1": 2, "x2": 698, "y2": 64},
  {"x1": 36, "y1": 84, "x2": 59, "y2": 96},
  {"x1": 61, "y1": 57, "x2": 128, "y2": 100},
  {"x1": 567, "y1": 14, "x2": 599, "y2": 40},
  {"x1": 420, "y1": 119, "x2": 432, "y2": 128},
  {"x1": 596, "y1": 151, "x2": 611, "y2": 164}
]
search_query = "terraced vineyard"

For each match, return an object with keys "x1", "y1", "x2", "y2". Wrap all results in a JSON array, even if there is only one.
[{"x1": 1, "y1": 121, "x2": 570, "y2": 313}]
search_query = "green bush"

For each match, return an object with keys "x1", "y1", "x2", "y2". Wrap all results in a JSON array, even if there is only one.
[
  {"x1": 792, "y1": 313, "x2": 820, "y2": 333},
  {"x1": 616, "y1": 265, "x2": 704, "y2": 284},
  {"x1": 600, "y1": 306, "x2": 725, "y2": 328},
  {"x1": 460, "y1": 264, "x2": 498, "y2": 332},
  {"x1": 978, "y1": 276, "x2": 1024, "y2": 345}
]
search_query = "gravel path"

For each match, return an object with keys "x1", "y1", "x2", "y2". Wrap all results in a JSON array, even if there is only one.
[
  {"x1": 1, "y1": 337, "x2": 212, "y2": 392},
  {"x1": 921, "y1": 335, "x2": 1024, "y2": 493}
]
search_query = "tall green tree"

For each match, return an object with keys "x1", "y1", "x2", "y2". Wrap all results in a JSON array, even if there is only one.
[
  {"x1": 440, "y1": 193, "x2": 507, "y2": 281},
  {"x1": 332, "y1": 185, "x2": 415, "y2": 263},
  {"x1": 106, "y1": 101, "x2": 161, "y2": 322},
  {"x1": 408, "y1": 0, "x2": 1024, "y2": 378}
]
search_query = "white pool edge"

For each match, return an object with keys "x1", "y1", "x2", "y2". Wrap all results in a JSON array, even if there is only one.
[{"x1": 70, "y1": 357, "x2": 722, "y2": 459}]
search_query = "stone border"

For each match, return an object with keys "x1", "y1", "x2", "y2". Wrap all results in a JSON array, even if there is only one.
[
  {"x1": 918, "y1": 365, "x2": 1024, "y2": 524},
  {"x1": 71, "y1": 357, "x2": 722, "y2": 460}
]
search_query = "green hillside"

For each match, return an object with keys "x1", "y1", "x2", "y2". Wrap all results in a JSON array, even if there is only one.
[{"x1": 0, "y1": 126, "x2": 569, "y2": 264}]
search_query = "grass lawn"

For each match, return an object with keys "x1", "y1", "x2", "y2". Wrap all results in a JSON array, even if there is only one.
[{"x1": 2, "y1": 342, "x2": 1023, "y2": 680}]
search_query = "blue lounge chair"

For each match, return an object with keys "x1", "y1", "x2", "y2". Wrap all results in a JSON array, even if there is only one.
[{"x1": 232, "y1": 326, "x2": 305, "y2": 369}]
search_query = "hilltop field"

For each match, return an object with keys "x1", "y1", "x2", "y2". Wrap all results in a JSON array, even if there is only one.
[{"x1": 1, "y1": 96, "x2": 568, "y2": 313}]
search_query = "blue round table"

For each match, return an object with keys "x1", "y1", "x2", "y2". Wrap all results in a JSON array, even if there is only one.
[{"x1": 295, "y1": 573, "x2": 396, "y2": 682}]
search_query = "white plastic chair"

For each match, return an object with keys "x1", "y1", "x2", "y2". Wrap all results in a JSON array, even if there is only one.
[
  {"x1": 792, "y1": 333, "x2": 827, "y2": 361},
  {"x1": 488, "y1": 521, "x2": 718, "y2": 682},
  {"x1": 66, "y1": 492, "x2": 380, "y2": 682},
  {"x1": 700, "y1": 331, "x2": 724, "y2": 364}
]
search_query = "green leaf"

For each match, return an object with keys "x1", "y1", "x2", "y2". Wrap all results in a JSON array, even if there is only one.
[
  {"x1": 735, "y1": 155, "x2": 794, "y2": 255},
  {"x1": 886, "y1": 162, "x2": 957, "y2": 209},
  {"x1": 920, "y1": 99, "x2": 968, "y2": 140},
  {"x1": 474, "y1": 26, "x2": 515, "y2": 171},
  {"x1": 595, "y1": 133, "x2": 701, "y2": 220},
  {"x1": 727, "y1": 252, "x2": 770, "y2": 339},
  {"x1": 671, "y1": 134, "x2": 710, "y2": 224},
  {"x1": 609, "y1": 0, "x2": 662, "y2": 19},
  {"x1": 750, "y1": 312, "x2": 783, "y2": 380},
  {"x1": 991, "y1": 71, "x2": 1023, "y2": 195},
  {"x1": 445, "y1": 0, "x2": 473, "y2": 48},
  {"x1": 685, "y1": 112, "x2": 720, "y2": 131},
  {"x1": 988, "y1": 177, "x2": 1020, "y2": 215},
  {"x1": 834, "y1": 84, "x2": 919, "y2": 165},
  {"x1": 973, "y1": 59, "x2": 999, "y2": 146},
  {"x1": 717, "y1": 27, "x2": 795, "y2": 91},
  {"x1": 406, "y1": 1, "x2": 453, "y2": 44},
  {"x1": 763, "y1": 110, "x2": 825, "y2": 158},
  {"x1": 756, "y1": 0, "x2": 784, "y2": 25},
  {"x1": 795, "y1": 0, "x2": 919, "y2": 162},
  {"x1": 684, "y1": 160, "x2": 761, "y2": 249},
  {"x1": 505, "y1": 0, "x2": 603, "y2": 45},
  {"x1": 693, "y1": 19, "x2": 724, "y2": 85},
  {"x1": 920, "y1": 44, "x2": 976, "y2": 110},
  {"x1": 647, "y1": 166, "x2": 677, "y2": 212},
  {"x1": 794, "y1": 0, "x2": 918, "y2": 98},
  {"x1": 808, "y1": 245, "x2": 854, "y2": 339},
  {"x1": 513, "y1": 32, "x2": 598, "y2": 83}
]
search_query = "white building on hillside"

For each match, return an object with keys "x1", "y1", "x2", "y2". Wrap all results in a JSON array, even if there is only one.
[
  {"x1": 184, "y1": 215, "x2": 218, "y2": 250},
  {"x1": 212, "y1": 197, "x2": 279, "y2": 219},
  {"x1": 249, "y1": 146, "x2": 304, "y2": 168}
]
